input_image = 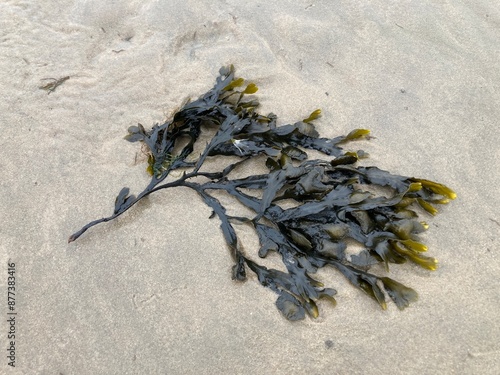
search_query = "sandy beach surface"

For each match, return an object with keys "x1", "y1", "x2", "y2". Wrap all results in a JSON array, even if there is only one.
[{"x1": 1, "y1": 1, "x2": 499, "y2": 374}]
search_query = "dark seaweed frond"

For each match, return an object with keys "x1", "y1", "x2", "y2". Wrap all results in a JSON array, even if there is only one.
[{"x1": 69, "y1": 66, "x2": 456, "y2": 320}]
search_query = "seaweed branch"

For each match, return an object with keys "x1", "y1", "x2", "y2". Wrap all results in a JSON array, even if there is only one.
[
  {"x1": 39, "y1": 76, "x2": 70, "y2": 94},
  {"x1": 69, "y1": 66, "x2": 456, "y2": 320}
]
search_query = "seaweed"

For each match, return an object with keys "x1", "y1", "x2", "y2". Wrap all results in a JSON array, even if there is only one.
[
  {"x1": 39, "y1": 76, "x2": 70, "y2": 94},
  {"x1": 69, "y1": 66, "x2": 456, "y2": 320}
]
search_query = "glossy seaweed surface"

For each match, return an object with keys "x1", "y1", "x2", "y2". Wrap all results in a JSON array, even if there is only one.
[{"x1": 69, "y1": 66, "x2": 456, "y2": 320}]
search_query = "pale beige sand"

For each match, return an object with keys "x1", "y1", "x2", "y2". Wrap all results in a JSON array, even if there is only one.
[{"x1": 1, "y1": 1, "x2": 499, "y2": 374}]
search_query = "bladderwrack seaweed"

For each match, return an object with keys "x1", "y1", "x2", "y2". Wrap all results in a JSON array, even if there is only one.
[{"x1": 69, "y1": 66, "x2": 456, "y2": 320}]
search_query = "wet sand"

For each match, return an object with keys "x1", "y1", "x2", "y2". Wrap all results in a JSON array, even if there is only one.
[{"x1": 1, "y1": 1, "x2": 499, "y2": 374}]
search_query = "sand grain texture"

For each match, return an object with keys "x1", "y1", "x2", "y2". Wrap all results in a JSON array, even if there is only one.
[{"x1": 1, "y1": 1, "x2": 499, "y2": 374}]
